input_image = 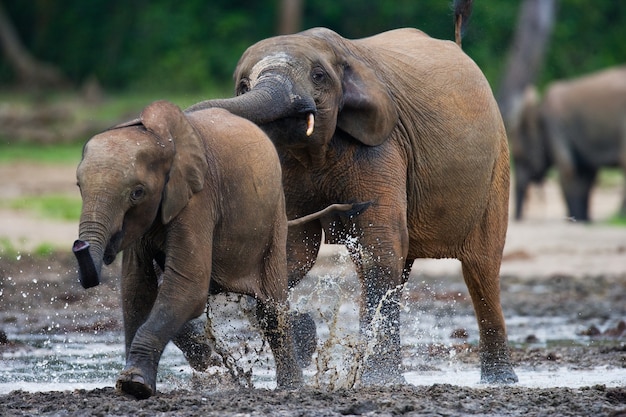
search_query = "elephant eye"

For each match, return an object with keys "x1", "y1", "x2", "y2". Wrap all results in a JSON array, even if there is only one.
[
  {"x1": 130, "y1": 186, "x2": 145, "y2": 202},
  {"x1": 237, "y1": 78, "x2": 251, "y2": 95},
  {"x1": 311, "y1": 66, "x2": 327, "y2": 84}
]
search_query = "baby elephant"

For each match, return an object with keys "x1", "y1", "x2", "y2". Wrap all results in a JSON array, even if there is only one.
[{"x1": 72, "y1": 100, "x2": 352, "y2": 399}]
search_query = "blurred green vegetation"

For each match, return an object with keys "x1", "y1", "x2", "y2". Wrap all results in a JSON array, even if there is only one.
[
  {"x1": 1, "y1": 1, "x2": 624, "y2": 94},
  {"x1": 0, "y1": 142, "x2": 83, "y2": 164},
  {"x1": 0, "y1": 237, "x2": 56, "y2": 257},
  {"x1": 1, "y1": 195, "x2": 82, "y2": 221}
]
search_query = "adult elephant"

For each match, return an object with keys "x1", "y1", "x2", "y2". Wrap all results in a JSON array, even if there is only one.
[
  {"x1": 186, "y1": 21, "x2": 517, "y2": 384},
  {"x1": 511, "y1": 66, "x2": 626, "y2": 221}
]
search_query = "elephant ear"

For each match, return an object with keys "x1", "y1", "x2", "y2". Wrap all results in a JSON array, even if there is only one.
[
  {"x1": 337, "y1": 58, "x2": 398, "y2": 146},
  {"x1": 140, "y1": 100, "x2": 208, "y2": 224}
]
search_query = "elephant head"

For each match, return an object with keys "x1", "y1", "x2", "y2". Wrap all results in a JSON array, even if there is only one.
[
  {"x1": 73, "y1": 100, "x2": 208, "y2": 288},
  {"x1": 186, "y1": 28, "x2": 399, "y2": 155},
  {"x1": 509, "y1": 85, "x2": 552, "y2": 220}
]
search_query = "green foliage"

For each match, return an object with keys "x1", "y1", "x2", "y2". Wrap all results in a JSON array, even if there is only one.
[
  {"x1": 606, "y1": 214, "x2": 626, "y2": 227},
  {"x1": 3, "y1": 195, "x2": 82, "y2": 222},
  {"x1": 1, "y1": 1, "x2": 625, "y2": 92},
  {"x1": 597, "y1": 168, "x2": 625, "y2": 189},
  {"x1": 541, "y1": 1, "x2": 626, "y2": 85},
  {"x1": 0, "y1": 142, "x2": 83, "y2": 164},
  {"x1": 33, "y1": 242, "x2": 56, "y2": 257},
  {"x1": 0, "y1": 238, "x2": 58, "y2": 257},
  {"x1": 0, "y1": 237, "x2": 18, "y2": 256}
]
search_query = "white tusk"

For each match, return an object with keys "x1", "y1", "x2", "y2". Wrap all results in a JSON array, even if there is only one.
[{"x1": 306, "y1": 113, "x2": 315, "y2": 136}]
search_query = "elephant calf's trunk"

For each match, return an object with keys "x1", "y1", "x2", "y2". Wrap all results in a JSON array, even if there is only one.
[{"x1": 73, "y1": 239, "x2": 100, "y2": 289}]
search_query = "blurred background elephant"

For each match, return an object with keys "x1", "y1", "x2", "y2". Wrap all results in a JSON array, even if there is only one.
[
  {"x1": 186, "y1": 2, "x2": 517, "y2": 386},
  {"x1": 73, "y1": 101, "x2": 304, "y2": 398},
  {"x1": 510, "y1": 66, "x2": 626, "y2": 221}
]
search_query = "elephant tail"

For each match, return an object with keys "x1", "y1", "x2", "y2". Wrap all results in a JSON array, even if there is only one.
[{"x1": 453, "y1": 0, "x2": 474, "y2": 47}]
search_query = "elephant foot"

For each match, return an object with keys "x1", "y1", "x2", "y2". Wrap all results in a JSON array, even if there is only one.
[
  {"x1": 479, "y1": 344, "x2": 518, "y2": 384},
  {"x1": 480, "y1": 363, "x2": 518, "y2": 384},
  {"x1": 116, "y1": 367, "x2": 155, "y2": 400},
  {"x1": 360, "y1": 367, "x2": 406, "y2": 386},
  {"x1": 276, "y1": 369, "x2": 304, "y2": 390},
  {"x1": 360, "y1": 358, "x2": 406, "y2": 386},
  {"x1": 290, "y1": 311, "x2": 317, "y2": 368}
]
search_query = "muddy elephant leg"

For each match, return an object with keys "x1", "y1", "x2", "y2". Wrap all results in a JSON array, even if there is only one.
[
  {"x1": 171, "y1": 316, "x2": 222, "y2": 371},
  {"x1": 289, "y1": 310, "x2": 317, "y2": 367},
  {"x1": 348, "y1": 237, "x2": 408, "y2": 385},
  {"x1": 285, "y1": 220, "x2": 322, "y2": 367},
  {"x1": 256, "y1": 299, "x2": 303, "y2": 389},
  {"x1": 117, "y1": 274, "x2": 209, "y2": 399},
  {"x1": 460, "y1": 256, "x2": 517, "y2": 384},
  {"x1": 235, "y1": 295, "x2": 316, "y2": 368}
]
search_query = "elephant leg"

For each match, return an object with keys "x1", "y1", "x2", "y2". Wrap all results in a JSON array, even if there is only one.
[
  {"x1": 560, "y1": 167, "x2": 596, "y2": 222},
  {"x1": 286, "y1": 220, "x2": 322, "y2": 288},
  {"x1": 285, "y1": 220, "x2": 322, "y2": 367},
  {"x1": 348, "y1": 241, "x2": 409, "y2": 386},
  {"x1": 514, "y1": 170, "x2": 532, "y2": 221},
  {"x1": 151, "y1": 254, "x2": 221, "y2": 372},
  {"x1": 460, "y1": 257, "x2": 517, "y2": 383},
  {"x1": 117, "y1": 272, "x2": 209, "y2": 399},
  {"x1": 120, "y1": 250, "x2": 159, "y2": 360},
  {"x1": 235, "y1": 295, "x2": 316, "y2": 369},
  {"x1": 171, "y1": 316, "x2": 222, "y2": 371},
  {"x1": 289, "y1": 310, "x2": 317, "y2": 368},
  {"x1": 256, "y1": 299, "x2": 303, "y2": 389}
]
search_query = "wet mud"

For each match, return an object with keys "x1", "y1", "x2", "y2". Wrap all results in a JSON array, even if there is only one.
[{"x1": 1, "y1": 250, "x2": 625, "y2": 416}]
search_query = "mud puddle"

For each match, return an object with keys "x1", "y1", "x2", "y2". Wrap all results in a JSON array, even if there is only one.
[{"x1": 1, "y1": 260, "x2": 624, "y2": 395}]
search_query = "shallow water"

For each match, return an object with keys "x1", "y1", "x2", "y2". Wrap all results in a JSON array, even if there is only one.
[
  {"x1": 1, "y1": 292, "x2": 623, "y2": 395},
  {"x1": 2, "y1": 330, "x2": 624, "y2": 395},
  {"x1": 2, "y1": 249, "x2": 624, "y2": 396}
]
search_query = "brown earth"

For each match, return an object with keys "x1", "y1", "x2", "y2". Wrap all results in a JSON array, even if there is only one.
[{"x1": 0, "y1": 163, "x2": 625, "y2": 416}]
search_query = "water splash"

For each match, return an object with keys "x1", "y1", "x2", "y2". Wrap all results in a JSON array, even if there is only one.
[{"x1": 203, "y1": 295, "x2": 254, "y2": 389}]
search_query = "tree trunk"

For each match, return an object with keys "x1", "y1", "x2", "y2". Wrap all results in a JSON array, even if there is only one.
[
  {"x1": 277, "y1": 0, "x2": 303, "y2": 35},
  {"x1": 496, "y1": 0, "x2": 556, "y2": 132},
  {"x1": 0, "y1": 1, "x2": 67, "y2": 89}
]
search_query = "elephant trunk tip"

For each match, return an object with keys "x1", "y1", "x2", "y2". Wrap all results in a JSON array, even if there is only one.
[
  {"x1": 73, "y1": 239, "x2": 101, "y2": 289},
  {"x1": 73, "y1": 239, "x2": 89, "y2": 252}
]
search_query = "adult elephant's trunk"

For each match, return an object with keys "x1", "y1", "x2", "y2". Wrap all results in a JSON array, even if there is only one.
[{"x1": 185, "y1": 78, "x2": 316, "y2": 128}]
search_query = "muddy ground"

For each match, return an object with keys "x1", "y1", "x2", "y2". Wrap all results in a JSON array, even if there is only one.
[{"x1": 0, "y1": 163, "x2": 625, "y2": 416}]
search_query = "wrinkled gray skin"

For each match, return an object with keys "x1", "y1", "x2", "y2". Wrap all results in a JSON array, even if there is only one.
[
  {"x1": 186, "y1": 26, "x2": 517, "y2": 385},
  {"x1": 511, "y1": 66, "x2": 626, "y2": 221},
  {"x1": 74, "y1": 101, "x2": 306, "y2": 399}
]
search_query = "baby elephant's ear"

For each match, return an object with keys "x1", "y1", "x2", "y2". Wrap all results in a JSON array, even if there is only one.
[{"x1": 141, "y1": 100, "x2": 208, "y2": 224}]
